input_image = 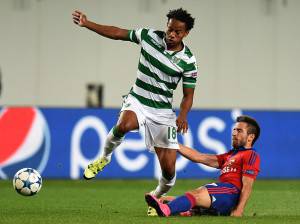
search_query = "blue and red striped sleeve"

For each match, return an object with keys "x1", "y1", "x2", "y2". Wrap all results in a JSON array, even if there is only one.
[{"x1": 242, "y1": 150, "x2": 260, "y2": 179}]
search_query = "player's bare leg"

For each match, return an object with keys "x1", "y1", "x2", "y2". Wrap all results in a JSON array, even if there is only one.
[
  {"x1": 152, "y1": 147, "x2": 177, "y2": 197},
  {"x1": 83, "y1": 110, "x2": 138, "y2": 179},
  {"x1": 102, "y1": 110, "x2": 139, "y2": 160},
  {"x1": 147, "y1": 147, "x2": 177, "y2": 215},
  {"x1": 187, "y1": 187, "x2": 211, "y2": 208}
]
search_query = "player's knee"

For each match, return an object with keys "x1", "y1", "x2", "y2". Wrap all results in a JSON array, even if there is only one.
[
  {"x1": 189, "y1": 188, "x2": 202, "y2": 197},
  {"x1": 187, "y1": 187, "x2": 211, "y2": 208},
  {"x1": 115, "y1": 123, "x2": 131, "y2": 134},
  {"x1": 162, "y1": 169, "x2": 175, "y2": 181},
  {"x1": 159, "y1": 159, "x2": 176, "y2": 180}
]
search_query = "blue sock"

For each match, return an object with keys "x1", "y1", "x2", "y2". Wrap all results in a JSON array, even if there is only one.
[{"x1": 167, "y1": 194, "x2": 194, "y2": 215}]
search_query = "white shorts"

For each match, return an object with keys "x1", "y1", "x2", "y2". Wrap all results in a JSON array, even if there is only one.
[{"x1": 120, "y1": 94, "x2": 179, "y2": 152}]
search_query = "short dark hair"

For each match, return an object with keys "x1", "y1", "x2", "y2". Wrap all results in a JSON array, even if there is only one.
[
  {"x1": 236, "y1": 115, "x2": 260, "y2": 145},
  {"x1": 167, "y1": 8, "x2": 195, "y2": 31}
]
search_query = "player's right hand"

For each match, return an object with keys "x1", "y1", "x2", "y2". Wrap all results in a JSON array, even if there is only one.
[{"x1": 72, "y1": 10, "x2": 87, "y2": 27}]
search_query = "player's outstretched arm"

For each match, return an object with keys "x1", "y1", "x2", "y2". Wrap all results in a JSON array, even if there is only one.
[
  {"x1": 72, "y1": 10, "x2": 129, "y2": 41},
  {"x1": 178, "y1": 144, "x2": 219, "y2": 168},
  {"x1": 231, "y1": 176, "x2": 255, "y2": 217}
]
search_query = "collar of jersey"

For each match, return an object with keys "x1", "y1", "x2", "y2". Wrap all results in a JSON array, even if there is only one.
[
  {"x1": 162, "y1": 36, "x2": 186, "y2": 57},
  {"x1": 232, "y1": 146, "x2": 256, "y2": 151}
]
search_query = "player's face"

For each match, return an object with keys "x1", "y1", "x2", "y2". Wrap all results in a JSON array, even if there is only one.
[
  {"x1": 232, "y1": 122, "x2": 252, "y2": 148},
  {"x1": 165, "y1": 18, "x2": 189, "y2": 49}
]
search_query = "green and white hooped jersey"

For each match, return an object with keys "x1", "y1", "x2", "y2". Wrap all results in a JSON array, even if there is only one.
[{"x1": 127, "y1": 28, "x2": 198, "y2": 111}]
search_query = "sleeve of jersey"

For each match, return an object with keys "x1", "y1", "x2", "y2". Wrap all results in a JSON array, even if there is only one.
[
  {"x1": 242, "y1": 151, "x2": 260, "y2": 179},
  {"x1": 182, "y1": 58, "x2": 198, "y2": 89},
  {"x1": 127, "y1": 28, "x2": 145, "y2": 45}
]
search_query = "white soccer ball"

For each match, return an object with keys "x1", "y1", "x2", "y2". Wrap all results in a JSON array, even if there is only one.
[{"x1": 13, "y1": 168, "x2": 42, "y2": 196}]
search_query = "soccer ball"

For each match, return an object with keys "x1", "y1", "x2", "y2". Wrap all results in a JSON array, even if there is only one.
[{"x1": 13, "y1": 168, "x2": 42, "y2": 196}]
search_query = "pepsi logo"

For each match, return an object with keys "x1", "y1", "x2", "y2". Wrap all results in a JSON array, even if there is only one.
[{"x1": 0, "y1": 107, "x2": 50, "y2": 179}]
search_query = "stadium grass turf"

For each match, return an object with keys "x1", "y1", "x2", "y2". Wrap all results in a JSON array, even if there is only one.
[{"x1": 0, "y1": 179, "x2": 300, "y2": 224}]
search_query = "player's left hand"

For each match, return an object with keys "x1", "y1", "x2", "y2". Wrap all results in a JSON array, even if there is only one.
[
  {"x1": 230, "y1": 209, "x2": 243, "y2": 217},
  {"x1": 176, "y1": 114, "x2": 188, "y2": 134}
]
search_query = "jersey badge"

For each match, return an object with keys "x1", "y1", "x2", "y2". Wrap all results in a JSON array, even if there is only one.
[{"x1": 171, "y1": 56, "x2": 180, "y2": 64}]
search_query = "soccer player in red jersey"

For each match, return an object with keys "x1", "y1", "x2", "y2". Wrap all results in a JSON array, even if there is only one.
[{"x1": 145, "y1": 115, "x2": 260, "y2": 217}]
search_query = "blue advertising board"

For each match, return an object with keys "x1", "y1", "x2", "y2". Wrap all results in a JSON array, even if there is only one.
[{"x1": 0, "y1": 107, "x2": 299, "y2": 179}]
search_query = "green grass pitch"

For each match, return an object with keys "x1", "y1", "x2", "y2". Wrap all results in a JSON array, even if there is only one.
[{"x1": 1, "y1": 179, "x2": 300, "y2": 224}]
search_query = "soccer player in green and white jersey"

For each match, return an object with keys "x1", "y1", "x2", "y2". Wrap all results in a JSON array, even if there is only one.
[{"x1": 72, "y1": 8, "x2": 197, "y2": 199}]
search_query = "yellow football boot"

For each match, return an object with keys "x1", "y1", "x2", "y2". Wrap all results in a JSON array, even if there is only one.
[
  {"x1": 147, "y1": 206, "x2": 158, "y2": 216},
  {"x1": 83, "y1": 157, "x2": 110, "y2": 180}
]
